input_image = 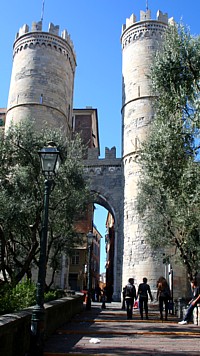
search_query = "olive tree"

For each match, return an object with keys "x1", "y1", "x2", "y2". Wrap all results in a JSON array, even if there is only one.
[
  {"x1": 0, "y1": 120, "x2": 90, "y2": 288},
  {"x1": 136, "y1": 23, "x2": 200, "y2": 280}
]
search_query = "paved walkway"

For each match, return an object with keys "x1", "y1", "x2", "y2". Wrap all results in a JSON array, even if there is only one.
[{"x1": 44, "y1": 301, "x2": 200, "y2": 355}]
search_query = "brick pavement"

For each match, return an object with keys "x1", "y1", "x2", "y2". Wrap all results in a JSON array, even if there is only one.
[{"x1": 44, "y1": 301, "x2": 200, "y2": 355}]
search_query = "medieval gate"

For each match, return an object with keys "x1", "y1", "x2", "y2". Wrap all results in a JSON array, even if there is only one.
[{"x1": 84, "y1": 147, "x2": 123, "y2": 301}]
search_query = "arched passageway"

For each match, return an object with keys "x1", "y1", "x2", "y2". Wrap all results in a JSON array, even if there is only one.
[
  {"x1": 93, "y1": 204, "x2": 107, "y2": 274},
  {"x1": 84, "y1": 147, "x2": 123, "y2": 300},
  {"x1": 93, "y1": 201, "x2": 115, "y2": 302}
]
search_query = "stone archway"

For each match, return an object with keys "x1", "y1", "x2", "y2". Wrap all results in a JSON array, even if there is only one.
[{"x1": 84, "y1": 147, "x2": 123, "y2": 300}]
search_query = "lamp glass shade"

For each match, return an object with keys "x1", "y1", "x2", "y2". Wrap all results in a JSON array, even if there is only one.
[
  {"x1": 39, "y1": 145, "x2": 61, "y2": 178},
  {"x1": 87, "y1": 231, "x2": 94, "y2": 246}
]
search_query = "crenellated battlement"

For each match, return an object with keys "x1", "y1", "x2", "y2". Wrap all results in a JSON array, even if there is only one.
[
  {"x1": 15, "y1": 21, "x2": 75, "y2": 55},
  {"x1": 156, "y1": 10, "x2": 168, "y2": 24},
  {"x1": 105, "y1": 147, "x2": 116, "y2": 159},
  {"x1": 87, "y1": 146, "x2": 119, "y2": 162},
  {"x1": 122, "y1": 9, "x2": 169, "y2": 33},
  {"x1": 140, "y1": 9, "x2": 151, "y2": 21},
  {"x1": 13, "y1": 21, "x2": 76, "y2": 72},
  {"x1": 84, "y1": 147, "x2": 122, "y2": 177}
]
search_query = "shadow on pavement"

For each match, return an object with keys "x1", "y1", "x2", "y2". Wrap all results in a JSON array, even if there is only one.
[{"x1": 44, "y1": 302, "x2": 200, "y2": 355}]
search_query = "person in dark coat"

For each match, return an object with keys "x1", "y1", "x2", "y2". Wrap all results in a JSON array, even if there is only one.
[
  {"x1": 124, "y1": 278, "x2": 136, "y2": 319},
  {"x1": 94, "y1": 284, "x2": 101, "y2": 302},
  {"x1": 137, "y1": 277, "x2": 153, "y2": 320},
  {"x1": 101, "y1": 287, "x2": 107, "y2": 309},
  {"x1": 122, "y1": 286, "x2": 126, "y2": 310}
]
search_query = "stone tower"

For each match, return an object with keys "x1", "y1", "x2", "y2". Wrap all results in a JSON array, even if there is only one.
[
  {"x1": 121, "y1": 9, "x2": 179, "y2": 292},
  {"x1": 5, "y1": 21, "x2": 76, "y2": 135}
]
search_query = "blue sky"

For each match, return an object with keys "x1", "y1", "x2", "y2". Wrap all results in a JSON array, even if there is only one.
[{"x1": 1, "y1": 1, "x2": 200, "y2": 272}]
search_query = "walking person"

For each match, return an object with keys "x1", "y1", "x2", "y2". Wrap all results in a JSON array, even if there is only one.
[
  {"x1": 121, "y1": 286, "x2": 126, "y2": 310},
  {"x1": 94, "y1": 284, "x2": 101, "y2": 302},
  {"x1": 101, "y1": 287, "x2": 106, "y2": 309},
  {"x1": 137, "y1": 277, "x2": 153, "y2": 320},
  {"x1": 178, "y1": 279, "x2": 200, "y2": 325},
  {"x1": 124, "y1": 278, "x2": 136, "y2": 319},
  {"x1": 157, "y1": 276, "x2": 171, "y2": 321}
]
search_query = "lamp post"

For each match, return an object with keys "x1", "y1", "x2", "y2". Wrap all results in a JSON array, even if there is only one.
[
  {"x1": 86, "y1": 231, "x2": 94, "y2": 310},
  {"x1": 30, "y1": 142, "x2": 61, "y2": 355},
  {"x1": 169, "y1": 265, "x2": 174, "y2": 315}
]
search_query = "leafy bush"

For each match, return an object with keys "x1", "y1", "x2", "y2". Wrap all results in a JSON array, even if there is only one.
[
  {"x1": 44, "y1": 290, "x2": 57, "y2": 302},
  {"x1": 44, "y1": 289, "x2": 66, "y2": 302},
  {"x1": 0, "y1": 280, "x2": 65, "y2": 315},
  {"x1": 0, "y1": 279, "x2": 36, "y2": 315}
]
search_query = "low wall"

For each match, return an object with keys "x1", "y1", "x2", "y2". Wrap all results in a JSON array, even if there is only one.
[
  {"x1": 193, "y1": 304, "x2": 200, "y2": 325},
  {"x1": 0, "y1": 293, "x2": 84, "y2": 356},
  {"x1": 177, "y1": 299, "x2": 200, "y2": 325}
]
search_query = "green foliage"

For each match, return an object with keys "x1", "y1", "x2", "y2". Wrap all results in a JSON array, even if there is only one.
[
  {"x1": 136, "y1": 23, "x2": 200, "y2": 279},
  {"x1": 44, "y1": 289, "x2": 65, "y2": 302},
  {"x1": 0, "y1": 280, "x2": 66, "y2": 315},
  {"x1": 0, "y1": 120, "x2": 90, "y2": 287},
  {"x1": 0, "y1": 279, "x2": 36, "y2": 314}
]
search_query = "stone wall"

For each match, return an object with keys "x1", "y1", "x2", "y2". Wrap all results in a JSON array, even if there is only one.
[
  {"x1": 121, "y1": 9, "x2": 168, "y2": 290},
  {"x1": 0, "y1": 294, "x2": 83, "y2": 356},
  {"x1": 5, "y1": 21, "x2": 76, "y2": 135},
  {"x1": 121, "y1": 8, "x2": 188, "y2": 297},
  {"x1": 193, "y1": 304, "x2": 200, "y2": 325}
]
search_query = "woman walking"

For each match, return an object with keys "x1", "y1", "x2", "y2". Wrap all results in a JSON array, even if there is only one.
[{"x1": 157, "y1": 276, "x2": 171, "y2": 321}]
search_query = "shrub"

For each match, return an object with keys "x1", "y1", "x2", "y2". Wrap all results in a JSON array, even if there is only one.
[
  {"x1": 0, "y1": 279, "x2": 36, "y2": 315},
  {"x1": 0, "y1": 280, "x2": 65, "y2": 315}
]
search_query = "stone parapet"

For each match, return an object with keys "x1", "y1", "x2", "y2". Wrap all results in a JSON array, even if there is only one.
[
  {"x1": 121, "y1": 20, "x2": 167, "y2": 50},
  {"x1": 122, "y1": 9, "x2": 168, "y2": 33},
  {"x1": 16, "y1": 21, "x2": 75, "y2": 58},
  {"x1": 0, "y1": 294, "x2": 83, "y2": 356},
  {"x1": 193, "y1": 304, "x2": 200, "y2": 325}
]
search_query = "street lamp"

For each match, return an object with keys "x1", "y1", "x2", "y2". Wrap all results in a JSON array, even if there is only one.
[
  {"x1": 30, "y1": 142, "x2": 61, "y2": 355},
  {"x1": 86, "y1": 230, "x2": 94, "y2": 310},
  {"x1": 169, "y1": 265, "x2": 174, "y2": 315}
]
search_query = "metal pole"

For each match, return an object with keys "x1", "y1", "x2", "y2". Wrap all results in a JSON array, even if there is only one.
[
  {"x1": 168, "y1": 264, "x2": 174, "y2": 315},
  {"x1": 171, "y1": 268, "x2": 174, "y2": 315},
  {"x1": 86, "y1": 243, "x2": 92, "y2": 310},
  {"x1": 30, "y1": 179, "x2": 52, "y2": 355}
]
